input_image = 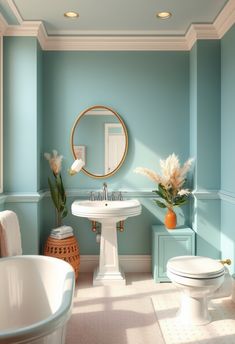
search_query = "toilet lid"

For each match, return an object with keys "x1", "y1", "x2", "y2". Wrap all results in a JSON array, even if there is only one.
[{"x1": 167, "y1": 256, "x2": 225, "y2": 279}]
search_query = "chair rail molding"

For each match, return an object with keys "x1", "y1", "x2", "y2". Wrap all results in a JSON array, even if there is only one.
[
  {"x1": 1, "y1": 188, "x2": 220, "y2": 203},
  {"x1": 4, "y1": 191, "x2": 45, "y2": 203},
  {"x1": 43, "y1": 188, "x2": 220, "y2": 199},
  {"x1": 2, "y1": 0, "x2": 235, "y2": 51},
  {"x1": 0, "y1": 195, "x2": 6, "y2": 205},
  {"x1": 219, "y1": 190, "x2": 235, "y2": 204},
  {"x1": 192, "y1": 189, "x2": 220, "y2": 200}
]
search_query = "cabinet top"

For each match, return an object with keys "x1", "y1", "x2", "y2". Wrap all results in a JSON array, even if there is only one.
[{"x1": 152, "y1": 225, "x2": 195, "y2": 235}]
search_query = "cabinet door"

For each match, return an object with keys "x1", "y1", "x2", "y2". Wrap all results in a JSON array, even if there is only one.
[{"x1": 158, "y1": 235, "x2": 193, "y2": 278}]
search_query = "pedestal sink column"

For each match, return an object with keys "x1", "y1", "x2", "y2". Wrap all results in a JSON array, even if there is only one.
[
  {"x1": 93, "y1": 219, "x2": 126, "y2": 286},
  {"x1": 71, "y1": 199, "x2": 142, "y2": 286}
]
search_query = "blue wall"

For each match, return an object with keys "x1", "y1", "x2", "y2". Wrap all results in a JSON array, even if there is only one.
[
  {"x1": 3, "y1": 37, "x2": 39, "y2": 193},
  {"x1": 42, "y1": 51, "x2": 190, "y2": 190},
  {"x1": 221, "y1": 24, "x2": 235, "y2": 272},
  {"x1": 41, "y1": 51, "x2": 190, "y2": 254},
  {"x1": 190, "y1": 40, "x2": 221, "y2": 259},
  {"x1": 3, "y1": 36, "x2": 227, "y2": 261},
  {"x1": 3, "y1": 37, "x2": 42, "y2": 253}
]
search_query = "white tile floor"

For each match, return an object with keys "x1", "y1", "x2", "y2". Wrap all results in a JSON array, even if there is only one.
[
  {"x1": 152, "y1": 286, "x2": 235, "y2": 344},
  {"x1": 66, "y1": 273, "x2": 235, "y2": 344},
  {"x1": 66, "y1": 273, "x2": 165, "y2": 344}
]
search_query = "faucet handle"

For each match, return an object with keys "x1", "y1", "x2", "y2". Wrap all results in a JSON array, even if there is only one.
[
  {"x1": 97, "y1": 192, "x2": 103, "y2": 201},
  {"x1": 118, "y1": 192, "x2": 123, "y2": 201},
  {"x1": 89, "y1": 192, "x2": 95, "y2": 201}
]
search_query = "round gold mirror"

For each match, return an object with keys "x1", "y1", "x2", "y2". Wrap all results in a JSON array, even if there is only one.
[{"x1": 70, "y1": 105, "x2": 128, "y2": 178}]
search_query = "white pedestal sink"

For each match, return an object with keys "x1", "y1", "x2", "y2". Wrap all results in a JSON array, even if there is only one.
[{"x1": 71, "y1": 199, "x2": 141, "y2": 286}]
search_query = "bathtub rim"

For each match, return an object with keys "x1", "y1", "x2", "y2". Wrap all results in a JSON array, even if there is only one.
[{"x1": 0, "y1": 255, "x2": 75, "y2": 343}]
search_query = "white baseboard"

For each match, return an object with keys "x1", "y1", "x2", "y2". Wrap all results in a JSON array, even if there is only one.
[{"x1": 79, "y1": 255, "x2": 151, "y2": 273}]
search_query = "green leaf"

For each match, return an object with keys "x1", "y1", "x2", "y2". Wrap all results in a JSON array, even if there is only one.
[
  {"x1": 55, "y1": 174, "x2": 62, "y2": 195},
  {"x1": 56, "y1": 174, "x2": 67, "y2": 205},
  {"x1": 48, "y1": 177, "x2": 60, "y2": 211},
  {"x1": 155, "y1": 200, "x2": 167, "y2": 208},
  {"x1": 173, "y1": 195, "x2": 188, "y2": 206},
  {"x1": 159, "y1": 184, "x2": 171, "y2": 203},
  {"x1": 174, "y1": 194, "x2": 187, "y2": 202},
  {"x1": 174, "y1": 199, "x2": 188, "y2": 207},
  {"x1": 48, "y1": 174, "x2": 68, "y2": 220},
  {"x1": 154, "y1": 190, "x2": 165, "y2": 198},
  {"x1": 158, "y1": 183, "x2": 165, "y2": 195},
  {"x1": 61, "y1": 206, "x2": 68, "y2": 219},
  {"x1": 60, "y1": 175, "x2": 67, "y2": 204}
]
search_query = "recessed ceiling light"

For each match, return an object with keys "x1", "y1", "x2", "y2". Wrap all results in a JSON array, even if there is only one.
[
  {"x1": 156, "y1": 11, "x2": 172, "y2": 20},
  {"x1": 64, "y1": 11, "x2": 79, "y2": 18}
]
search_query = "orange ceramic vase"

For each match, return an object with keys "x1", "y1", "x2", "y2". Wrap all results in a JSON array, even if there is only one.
[{"x1": 164, "y1": 208, "x2": 177, "y2": 229}]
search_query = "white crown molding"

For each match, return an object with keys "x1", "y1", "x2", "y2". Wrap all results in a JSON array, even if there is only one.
[
  {"x1": 186, "y1": 24, "x2": 219, "y2": 50},
  {"x1": 5, "y1": 21, "x2": 42, "y2": 37},
  {"x1": 6, "y1": 0, "x2": 23, "y2": 24},
  {"x1": 3, "y1": 20, "x2": 189, "y2": 51},
  {"x1": 0, "y1": 14, "x2": 8, "y2": 35},
  {"x1": 48, "y1": 29, "x2": 186, "y2": 36},
  {"x1": 37, "y1": 22, "x2": 48, "y2": 47},
  {"x1": 214, "y1": 0, "x2": 235, "y2": 38},
  {"x1": 1, "y1": 0, "x2": 235, "y2": 51},
  {"x1": 42, "y1": 35, "x2": 189, "y2": 51}
]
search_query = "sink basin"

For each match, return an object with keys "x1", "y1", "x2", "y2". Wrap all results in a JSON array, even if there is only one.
[
  {"x1": 71, "y1": 198, "x2": 142, "y2": 286},
  {"x1": 71, "y1": 199, "x2": 141, "y2": 220}
]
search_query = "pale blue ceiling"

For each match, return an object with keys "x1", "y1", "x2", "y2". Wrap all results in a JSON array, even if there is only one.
[{"x1": 1, "y1": 0, "x2": 229, "y2": 35}]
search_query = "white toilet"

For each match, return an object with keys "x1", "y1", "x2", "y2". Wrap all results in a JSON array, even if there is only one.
[{"x1": 167, "y1": 255, "x2": 233, "y2": 326}]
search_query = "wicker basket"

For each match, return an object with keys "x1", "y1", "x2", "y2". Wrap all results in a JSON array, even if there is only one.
[{"x1": 44, "y1": 235, "x2": 80, "y2": 281}]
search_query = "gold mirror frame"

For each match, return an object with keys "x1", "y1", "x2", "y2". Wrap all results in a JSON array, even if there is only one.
[{"x1": 70, "y1": 105, "x2": 128, "y2": 179}]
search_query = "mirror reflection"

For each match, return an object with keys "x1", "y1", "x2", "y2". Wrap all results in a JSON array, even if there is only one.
[{"x1": 71, "y1": 106, "x2": 128, "y2": 178}]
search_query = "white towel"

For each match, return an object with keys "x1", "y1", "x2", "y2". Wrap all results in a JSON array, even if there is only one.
[
  {"x1": 50, "y1": 233, "x2": 73, "y2": 240},
  {"x1": 51, "y1": 225, "x2": 73, "y2": 235},
  {"x1": 0, "y1": 210, "x2": 22, "y2": 257}
]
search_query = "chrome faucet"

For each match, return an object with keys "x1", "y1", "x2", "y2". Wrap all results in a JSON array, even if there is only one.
[{"x1": 102, "y1": 183, "x2": 108, "y2": 200}]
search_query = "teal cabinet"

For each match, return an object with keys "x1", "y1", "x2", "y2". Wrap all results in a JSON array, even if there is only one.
[{"x1": 152, "y1": 225, "x2": 195, "y2": 282}]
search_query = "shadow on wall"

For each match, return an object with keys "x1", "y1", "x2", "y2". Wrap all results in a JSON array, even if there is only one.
[
  {"x1": 191, "y1": 196, "x2": 221, "y2": 260},
  {"x1": 221, "y1": 200, "x2": 235, "y2": 274}
]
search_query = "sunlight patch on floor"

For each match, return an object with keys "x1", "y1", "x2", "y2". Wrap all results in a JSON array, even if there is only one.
[{"x1": 152, "y1": 286, "x2": 235, "y2": 344}]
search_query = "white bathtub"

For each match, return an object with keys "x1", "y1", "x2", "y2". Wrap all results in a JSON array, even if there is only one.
[{"x1": 0, "y1": 255, "x2": 75, "y2": 344}]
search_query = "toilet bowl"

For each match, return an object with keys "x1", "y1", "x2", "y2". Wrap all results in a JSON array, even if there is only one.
[{"x1": 167, "y1": 255, "x2": 232, "y2": 326}]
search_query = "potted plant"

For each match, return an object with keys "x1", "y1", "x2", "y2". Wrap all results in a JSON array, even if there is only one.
[
  {"x1": 44, "y1": 150, "x2": 68, "y2": 227},
  {"x1": 134, "y1": 153, "x2": 193, "y2": 229},
  {"x1": 44, "y1": 151, "x2": 85, "y2": 226}
]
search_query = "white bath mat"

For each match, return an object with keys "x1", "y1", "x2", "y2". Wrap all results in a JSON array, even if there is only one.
[{"x1": 151, "y1": 285, "x2": 235, "y2": 344}]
